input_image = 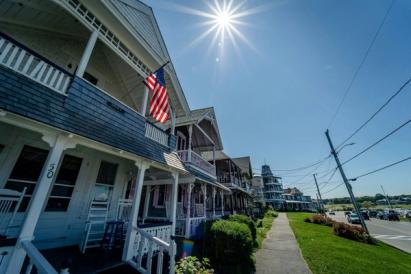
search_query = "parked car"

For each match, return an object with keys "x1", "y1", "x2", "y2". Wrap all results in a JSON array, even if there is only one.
[
  {"x1": 384, "y1": 210, "x2": 400, "y2": 221},
  {"x1": 348, "y1": 213, "x2": 361, "y2": 224},
  {"x1": 361, "y1": 211, "x2": 370, "y2": 220},
  {"x1": 344, "y1": 211, "x2": 351, "y2": 216},
  {"x1": 377, "y1": 211, "x2": 385, "y2": 220},
  {"x1": 406, "y1": 211, "x2": 411, "y2": 219},
  {"x1": 329, "y1": 211, "x2": 336, "y2": 215},
  {"x1": 369, "y1": 210, "x2": 377, "y2": 218}
]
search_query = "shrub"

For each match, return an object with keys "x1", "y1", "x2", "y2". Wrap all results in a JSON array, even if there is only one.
[
  {"x1": 311, "y1": 214, "x2": 334, "y2": 226},
  {"x1": 229, "y1": 214, "x2": 257, "y2": 242},
  {"x1": 332, "y1": 222, "x2": 375, "y2": 244},
  {"x1": 304, "y1": 217, "x2": 312, "y2": 223},
  {"x1": 264, "y1": 210, "x2": 278, "y2": 218},
  {"x1": 208, "y1": 220, "x2": 254, "y2": 273},
  {"x1": 175, "y1": 256, "x2": 214, "y2": 274}
]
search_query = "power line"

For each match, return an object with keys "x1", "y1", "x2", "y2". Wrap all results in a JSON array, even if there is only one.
[
  {"x1": 328, "y1": 0, "x2": 396, "y2": 128},
  {"x1": 351, "y1": 155, "x2": 411, "y2": 181},
  {"x1": 336, "y1": 77, "x2": 411, "y2": 149},
  {"x1": 253, "y1": 155, "x2": 331, "y2": 173},
  {"x1": 322, "y1": 182, "x2": 344, "y2": 195},
  {"x1": 341, "y1": 118, "x2": 411, "y2": 166}
]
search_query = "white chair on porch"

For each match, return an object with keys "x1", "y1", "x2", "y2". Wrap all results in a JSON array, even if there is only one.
[
  {"x1": 0, "y1": 187, "x2": 26, "y2": 237},
  {"x1": 80, "y1": 200, "x2": 109, "y2": 253}
]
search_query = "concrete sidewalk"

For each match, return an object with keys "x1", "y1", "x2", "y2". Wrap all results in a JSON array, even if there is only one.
[{"x1": 255, "y1": 213, "x2": 311, "y2": 274}]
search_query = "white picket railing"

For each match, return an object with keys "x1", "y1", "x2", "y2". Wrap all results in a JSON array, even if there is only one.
[
  {"x1": 145, "y1": 122, "x2": 169, "y2": 147},
  {"x1": 129, "y1": 226, "x2": 176, "y2": 274},
  {"x1": 0, "y1": 36, "x2": 72, "y2": 95},
  {"x1": 189, "y1": 217, "x2": 205, "y2": 236},
  {"x1": 21, "y1": 240, "x2": 58, "y2": 274},
  {"x1": 177, "y1": 150, "x2": 216, "y2": 177}
]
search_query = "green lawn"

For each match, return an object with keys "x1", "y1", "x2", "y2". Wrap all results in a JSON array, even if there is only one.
[{"x1": 287, "y1": 212, "x2": 411, "y2": 274}]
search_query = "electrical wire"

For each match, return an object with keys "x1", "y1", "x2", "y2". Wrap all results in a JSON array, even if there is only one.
[
  {"x1": 336, "y1": 77, "x2": 411, "y2": 149},
  {"x1": 252, "y1": 155, "x2": 331, "y2": 173},
  {"x1": 351, "y1": 155, "x2": 411, "y2": 181},
  {"x1": 328, "y1": 0, "x2": 396, "y2": 128},
  {"x1": 322, "y1": 182, "x2": 344, "y2": 195},
  {"x1": 341, "y1": 118, "x2": 411, "y2": 166}
]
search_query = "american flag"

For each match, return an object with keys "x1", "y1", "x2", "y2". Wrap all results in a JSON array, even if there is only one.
[{"x1": 143, "y1": 67, "x2": 169, "y2": 124}]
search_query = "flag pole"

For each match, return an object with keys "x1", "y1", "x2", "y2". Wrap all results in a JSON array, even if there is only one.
[{"x1": 153, "y1": 61, "x2": 170, "y2": 74}]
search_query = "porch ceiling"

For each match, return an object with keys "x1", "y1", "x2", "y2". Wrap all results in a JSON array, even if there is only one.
[{"x1": 0, "y1": 0, "x2": 88, "y2": 39}]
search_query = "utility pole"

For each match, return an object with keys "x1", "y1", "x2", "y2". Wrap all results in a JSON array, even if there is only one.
[
  {"x1": 325, "y1": 129, "x2": 369, "y2": 234},
  {"x1": 380, "y1": 185, "x2": 393, "y2": 209},
  {"x1": 315, "y1": 193, "x2": 321, "y2": 213},
  {"x1": 313, "y1": 173, "x2": 325, "y2": 214}
]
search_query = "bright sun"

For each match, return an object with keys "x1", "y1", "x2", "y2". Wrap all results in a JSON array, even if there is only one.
[
  {"x1": 172, "y1": 0, "x2": 265, "y2": 61},
  {"x1": 215, "y1": 10, "x2": 233, "y2": 28}
]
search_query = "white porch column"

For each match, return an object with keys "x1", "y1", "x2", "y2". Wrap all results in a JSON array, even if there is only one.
[
  {"x1": 122, "y1": 162, "x2": 149, "y2": 261},
  {"x1": 170, "y1": 173, "x2": 179, "y2": 236},
  {"x1": 76, "y1": 31, "x2": 98, "y2": 78},
  {"x1": 188, "y1": 125, "x2": 193, "y2": 162},
  {"x1": 140, "y1": 86, "x2": 149, "y2": 116},
  {"x1": 212, "y1": 186, "x2": 216, "y2": 218},
  {"x1": 202, "y1": 184, "x2": 207, "y2": 218},
  {"x1": 6, "y1": 134, "x2": 76, "y2": 273},
  {"x1": 220, "y1": 191, "x2": 224, "y2": 216},
  {"x1": 142, "y1": 185, "x2": 151, "y2": 223},
  {"x1": 184, "y1": 183, "x2": 193, "y2": 238}
]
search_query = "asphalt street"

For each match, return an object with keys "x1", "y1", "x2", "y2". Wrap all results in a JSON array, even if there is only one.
[{"x1": 327, "y1": 212, "x2": 411, "y2": 254}]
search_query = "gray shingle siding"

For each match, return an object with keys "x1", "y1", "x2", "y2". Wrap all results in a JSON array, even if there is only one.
[{"x1": 0, "y1": 65, "x2": 181, "y2": 169}]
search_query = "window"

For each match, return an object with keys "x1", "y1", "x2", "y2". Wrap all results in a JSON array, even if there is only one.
[
  {"x1": 93, "y1": 161, "x2": 118, "y2": 202},
  {"x1": 45, "y1": 155, "x2": 83, "y2": 212},
  {"x1": 5, "y1": 145, "x2": 49, "y2": 211}
]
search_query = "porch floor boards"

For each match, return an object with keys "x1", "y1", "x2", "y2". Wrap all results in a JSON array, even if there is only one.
[{"x1": 38, "y1": 245, "x2": 137, "y2": 274}]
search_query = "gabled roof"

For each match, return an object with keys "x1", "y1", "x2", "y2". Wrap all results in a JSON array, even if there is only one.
[
  {"x1": 104, "y1": 0, "x2": 190, "y2": 116},
  {"x1": 174, "y1": 107, "x2": 223, "y2": 151},
  {"x1": 232, "y1": 156, "x2": 252, "y2": 177}
]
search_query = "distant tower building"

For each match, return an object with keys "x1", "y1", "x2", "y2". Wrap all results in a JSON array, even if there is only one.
[{"x1": 261, "y1": 165, "x2": 285, "y2": 210}]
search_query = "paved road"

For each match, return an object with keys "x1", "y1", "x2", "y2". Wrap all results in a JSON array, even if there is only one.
[
  {"x1": 328, "y1": 212, "x2": 411, "y2": 254},
  {"x1": 255, "y1": 213, "x2": 311, "y2": 274}
]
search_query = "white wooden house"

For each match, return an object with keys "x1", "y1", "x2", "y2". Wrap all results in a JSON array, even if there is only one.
[
  {"x1": 203, "y1": 151, "x2": 253, "y2": 216},
  {"x1": 0, "y1": 0, "x2": 197, "y2": 273},
  {"x1": 171, "y1": 108, "x2": 230, "y2": 239}
]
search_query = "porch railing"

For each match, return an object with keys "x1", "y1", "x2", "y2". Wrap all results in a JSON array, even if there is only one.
[
  {"x1": 145, "y1": 122, "x2": 169, "y2": 147},
  {"x1": 0, "y1": 35, "x2": 72, "y2": 95},
  {"x1": 189, "y1": 217, "x2": 205, "y2": 236},
  {"x1": 129, "y1": 226, "x2": 176, "y2": 274},
  {"x1": 177, "y1": 150, "x2": 216, "y2": 177},
  {"x1": 21, "y1": 240, "x2": 58, "y2": 274}
]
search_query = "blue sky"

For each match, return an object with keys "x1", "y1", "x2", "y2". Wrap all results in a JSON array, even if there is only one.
[{"x1": 144, "y1": 0, "x2": 411, "y2": 198}]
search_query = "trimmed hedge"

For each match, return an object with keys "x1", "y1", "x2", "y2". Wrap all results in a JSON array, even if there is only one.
[
  {"x1": 264, "y1": 210, "x2": 278, "y2": 218},
  {"x1": 228, "y1": 214, "x2": 257, "y2": 242},
  {"x1": 208, "y1": 220, "x2": 254, "y2": 274}
]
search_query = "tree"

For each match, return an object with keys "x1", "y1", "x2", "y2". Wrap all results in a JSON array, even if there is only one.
[
  {"x1": 361, "y1": 201, "x2": 374, "y2": 209},
  {"x1": 375, "y1": 193, "x2": 384, "y2": 201}
]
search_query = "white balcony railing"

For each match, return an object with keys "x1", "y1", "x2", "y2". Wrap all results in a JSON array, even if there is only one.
[
  {"x1": 145, "y1": 122, "x2": 169, "y2": 147},
  {"x1": 189, "y1": 217, "x2": 205, "y2": 236},
  {"x1": 129, "y1": 226, "x2": 176, "y2": 274},
  {"x1": 0, "y1": 35, "x2": 72, "y2": 95},
  {"x1": 21, "y1": 240, "x2": 58, "y2": 274},
  {"x1": 177, "y1": 150, "x2": 216, "y2": 177}
]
